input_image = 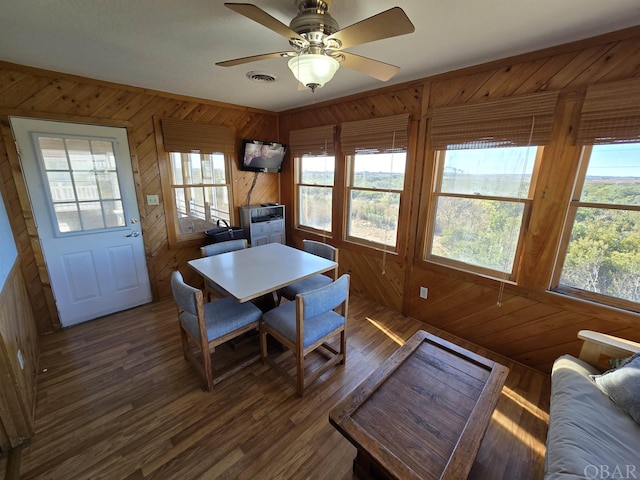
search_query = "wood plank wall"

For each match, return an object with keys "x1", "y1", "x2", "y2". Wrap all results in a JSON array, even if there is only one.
[
  {"x1": 0, "y1": 64, "x2": 282, "y2": 334},
  {"x1": 0, "y1": 262, "x2": 38, "y2": 452},
  {"x1": 278, "y1": 26, "x2": 640, "y2": 373}
]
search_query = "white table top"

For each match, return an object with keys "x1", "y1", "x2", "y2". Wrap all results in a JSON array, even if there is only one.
[{"x1": 188, "y1": 242, "x2": 338, "y2": 303}]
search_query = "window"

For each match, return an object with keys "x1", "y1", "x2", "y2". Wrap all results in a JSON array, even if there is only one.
[
  {"x1": 169, "y1": 152, "x2": 230, "y2": 235},
  {"x1": 297, "y1": 155, "x2": 334, "y2": 232},
  {"x1": 290, "y1": 125, "x2": 335, "y2": 234},
  {"x1": 341, "y1": 115, "x2": 410, "y2": 249},
  {"x1": 554, "y1": 144, "x2": 640, "y2": 308},
  {"x1": 346, "y1": 152, "x2": 406, "y2": 247},
  {"x1": 36, "y1": 136, "x2": 125, "y2": 233},
  {"x1": 426, "y1": 92, "x2": 559, "y2": 279},
  {"x1": 428, "y1": 146, "x2": 541, "y2": 277},
  {"x1": 159, "y1": 118, "x2": 234, "y2": 242},
  {"x1": 553, "y1": 79, "x2": 640, "y2": 310}
]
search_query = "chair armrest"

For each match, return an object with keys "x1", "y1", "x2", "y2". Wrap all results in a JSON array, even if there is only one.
[{"x1": 577, "y1": 330, "x2": 640, "y2": 367}]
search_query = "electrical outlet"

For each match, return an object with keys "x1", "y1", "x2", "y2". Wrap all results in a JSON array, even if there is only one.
[
  {"x1": 17, "y1": 349, "x2": 25, "y2": 370},
  {"x1": 146, "y1": 194, "x2": 159, "y2": 206},
  {"x1": 420, "y1": 286, "x2": 428, "y2": 299}
]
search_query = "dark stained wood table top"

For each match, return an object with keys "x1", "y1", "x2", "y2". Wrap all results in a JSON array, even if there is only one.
[{"x1": 329, "y1": 330, "x2": 509, "y2": 480}]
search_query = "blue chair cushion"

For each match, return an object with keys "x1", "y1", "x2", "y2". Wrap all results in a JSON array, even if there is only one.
[
  {"x1": 263, "y1": 301, "x2": 345, "y2": 349},
  {"x1": 180, "y1": 296, "x2": 261, "y2": 342},
  {"x1": 280, "y1": 274, "x2": 333, "y2": 299}
]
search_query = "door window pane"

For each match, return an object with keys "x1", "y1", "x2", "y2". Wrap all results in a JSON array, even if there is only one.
[
  {"x1": 67, "y1": 139, "x2": 94, "y2": 171},
  {"x1": 79, "y1": 202, "x2": 105, "y2": 230},
  {"x1": 54, "y1": 203, "x2": 81, "y2": 232},
  {"x1": 96, "y1": 172, "x2": 121, "y2": 199},
  {"x1": 73, "y1": 171, "x2": 100, "y2": 201},
  {"x1": 47, "y1": 171, "x2": 75, "y2": 202},
  {"x1": 39, "y1": 137, "x2": 68, "y2": 170},
  {"x1": 103, "y1": 200, "x2": 125, "y2": 228}
]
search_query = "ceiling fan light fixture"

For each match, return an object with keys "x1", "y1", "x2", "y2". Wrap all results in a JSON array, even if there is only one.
[{"x1": 288, "y1": 54, "x2": 339, "y2": 92}]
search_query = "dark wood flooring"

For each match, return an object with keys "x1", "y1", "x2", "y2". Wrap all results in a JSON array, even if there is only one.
[{"x1": 1, "y1": 295, "x2": 550, "y2": 479}]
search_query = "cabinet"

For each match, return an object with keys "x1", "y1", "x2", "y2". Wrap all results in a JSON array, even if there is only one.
[{"x1": 240, "y1": 204, "x2": 285, "y2": 246}]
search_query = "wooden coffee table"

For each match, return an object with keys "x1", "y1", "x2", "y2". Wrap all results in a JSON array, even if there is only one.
[{"x1": 329, "y1": 330, "x2": 509, "y2": 480}]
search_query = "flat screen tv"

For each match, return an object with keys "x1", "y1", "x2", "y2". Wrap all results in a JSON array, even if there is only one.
[{"x1": 240, "y1": 139, "x2": 287, "y2": 173}]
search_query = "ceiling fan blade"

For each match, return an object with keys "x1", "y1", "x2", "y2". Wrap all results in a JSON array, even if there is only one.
[
  {"x1": 216, "y1": 51, "x2": 294, "y2": 67},
  {"x1": 225, "y1": 3, "x2": 304, "y2": 43},
  {"x1": 339, "y1": 52, "x2": 400, "y2": 82},
  {"x1": 326, "y1": 7, "x2": 415, "y2": 51}
]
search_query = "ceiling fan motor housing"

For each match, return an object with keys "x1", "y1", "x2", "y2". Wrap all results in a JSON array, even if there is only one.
[{"x1": 290, "y1": 0, "x2": 339, "y2": 38}]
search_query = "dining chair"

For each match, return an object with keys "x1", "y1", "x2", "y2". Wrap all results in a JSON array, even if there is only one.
[
  {"x1": 170, "y1": 270, "x2": 262, "y2": 391},
  {"x1": 261, "y1": 274, "x2": 350, "y2": 397},
  {"x1": 279, "y1": 240, "x2": 338, "y2": 301},
  {"x1": 200, "y1": 239, "x2": 248, "y2": 300}
]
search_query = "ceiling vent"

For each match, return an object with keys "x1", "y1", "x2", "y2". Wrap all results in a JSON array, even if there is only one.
[{"x1": 246, "y1": 71, "x2": 277, "y2": 83}]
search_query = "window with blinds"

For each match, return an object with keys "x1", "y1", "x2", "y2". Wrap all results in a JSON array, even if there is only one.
[
  {"x1": 159, "y1": 118, "x2": 235, "y2": 241},
  {"x1": 553, "y1": 79, "x2": 640, "y2": 312},
  {"x1": 290, "y1": 125, "x2": 336, "y2": 233},
  {"x1": 341, "y1": 114, "x2": 410, "y2": 249},
  {"x1": 425, "y1": 93, "x2": 558, "y2": 279}
]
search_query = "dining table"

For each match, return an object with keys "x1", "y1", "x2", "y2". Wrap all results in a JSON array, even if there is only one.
[{"x1": 187, "y1": 242, "x2": 338, "y2": 304}]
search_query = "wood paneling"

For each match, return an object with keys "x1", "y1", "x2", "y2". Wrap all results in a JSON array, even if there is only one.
[
  {"x1": 12, "y1": 295, "x2": 549, "y2": 480},
  {"x1": 0, "y1": 62, "x2": 282, "y2": 332},
  {"x1": 0, "y1": 262, "x2": 38, "y2": 452},
  {"x1": 279, "y1": 26, "x2": 640, "y2": 373}
]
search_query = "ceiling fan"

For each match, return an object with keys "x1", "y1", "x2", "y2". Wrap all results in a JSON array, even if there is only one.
[{"x1": 216, "y1": 1, "x2": 415, "y2": 92}]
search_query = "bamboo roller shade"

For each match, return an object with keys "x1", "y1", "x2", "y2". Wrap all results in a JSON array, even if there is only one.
[
  {"x1": 430, "y1": 92, "x2": 559, "y2": 149},
  {"x1": 340, "y1": 114, "x2": 410, "y2": 154},
  {"x1": 289, "y1": 125, "x2": 336, "y2": 156},
  {"x1": 160, "y1": 118, "x2": 235, "y2": 154},
  {"x1": 576, "y1": 78, "x2": 640, "y2": 145}
]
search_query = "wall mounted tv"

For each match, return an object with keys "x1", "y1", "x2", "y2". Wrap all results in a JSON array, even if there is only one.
[{"x1": 240, "y1": 139, "x2": 287, "y2": 173}]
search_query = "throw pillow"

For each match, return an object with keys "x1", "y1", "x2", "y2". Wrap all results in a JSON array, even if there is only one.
[
  {"x1": 608, "y1": 356, "x2": 632, "y2": 369},
  {"x1": 592, "y1": 353, "x2": 640, "y2": 424}
]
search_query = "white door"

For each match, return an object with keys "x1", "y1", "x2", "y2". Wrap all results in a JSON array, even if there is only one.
[{"x1": 10, "y1": 117, "x2": 152, "y2": 327}]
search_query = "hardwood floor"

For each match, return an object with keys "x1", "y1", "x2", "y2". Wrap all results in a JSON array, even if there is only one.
[{"x1": 4, "y1": 295, "x2": 550, "y2": 480}]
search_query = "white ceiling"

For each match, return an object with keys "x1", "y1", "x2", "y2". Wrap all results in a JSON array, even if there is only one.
[{"x1": 0, "y1": 1, "x2": 639, "y2": 112}]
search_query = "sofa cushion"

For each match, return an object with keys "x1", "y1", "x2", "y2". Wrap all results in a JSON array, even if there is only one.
[
  {"x1": 592, "y1": 353, "x2": 640, "y2": 424},
  {"x1": 545, "y1": 354, "x2": 640, "y2": 479}
]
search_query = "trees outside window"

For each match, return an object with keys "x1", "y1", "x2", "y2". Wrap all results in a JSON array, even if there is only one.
[
  {"x1": 296, "y1": 154, "x2": 334, "y2": 233},
  {"x1": 553, "y1": 143, "x2": 640, "y2": 309},
  {"x1": 346, "y1": 152, "x2": 406, "y2": 248},
  {"x1": 427, "y1": 146, "x2": 541, "y2": 279}
]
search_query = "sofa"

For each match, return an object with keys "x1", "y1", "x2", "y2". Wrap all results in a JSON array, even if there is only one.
[{"x1": 545, "y1": 330, "x2": 640, "y2": 479}]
